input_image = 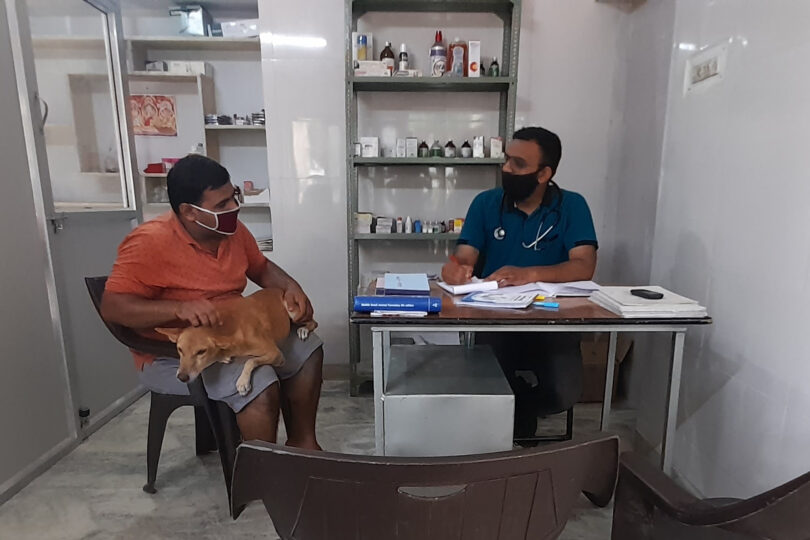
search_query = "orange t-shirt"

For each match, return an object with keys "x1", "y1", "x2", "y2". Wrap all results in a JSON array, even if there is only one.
[{"x1": 105, "y1": 212, "x2": 268, "y2": 370}]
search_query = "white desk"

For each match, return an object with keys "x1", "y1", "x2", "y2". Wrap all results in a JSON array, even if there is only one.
[{"x1": 351, "y1": 287, "x2": 711, "y2": 474}]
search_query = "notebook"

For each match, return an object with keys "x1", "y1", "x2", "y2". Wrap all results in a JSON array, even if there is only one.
[
  {"x1": 437, "y1": 278, "x2": 499, "y2": 295},
  {"x1": 383, "y1": 273, "x2": 430, "y2": 296},
  {"x1": 494, "y1": 280, "x2": 600, "y2": 297}
]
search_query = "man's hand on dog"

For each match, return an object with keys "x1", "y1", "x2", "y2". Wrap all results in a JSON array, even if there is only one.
[
  {"x1": 284, "y1": 283, "x2": 314, "y2": 323},
  {"x1": 175, "y1": 299, "x2": 222, "y2": 327}
]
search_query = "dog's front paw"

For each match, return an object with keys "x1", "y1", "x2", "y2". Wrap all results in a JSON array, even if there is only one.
[
  {"x1": 297, "y1": 327, "x2": 310, "y2": 340},
  {"x1": 236, "y1": 377, "x2": 252, "y2": 396}
]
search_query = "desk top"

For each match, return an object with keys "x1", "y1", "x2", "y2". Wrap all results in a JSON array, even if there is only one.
[{"x1": 350, "y1": 283, "x2": 712, "y2": 326}]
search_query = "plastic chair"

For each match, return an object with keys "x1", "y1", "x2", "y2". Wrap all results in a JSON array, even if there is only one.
[
  {"x1": 611, "y1": 452, "x2": 810, "y2": 539},
  {"x1": 84, "y1": 276, "x2": 241, "y2": 513},
  {"x1": 231, "y1": 433, "x2": 619, "y2": 537}
]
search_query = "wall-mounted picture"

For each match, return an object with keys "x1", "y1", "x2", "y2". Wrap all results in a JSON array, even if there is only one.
[{"x1": 129, "y1": 94, "x2": 177, "y2": 136}]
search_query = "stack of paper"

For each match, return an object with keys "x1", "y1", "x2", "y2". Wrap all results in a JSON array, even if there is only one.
[
  {"x1": 589, "y1": 286, "x2": 707, "y2": 318},
  {"x1": 437, "y1": 278, "x2": 498, "y2": 295}
]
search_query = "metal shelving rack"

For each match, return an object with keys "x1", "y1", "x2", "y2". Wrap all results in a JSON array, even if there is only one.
[{"x1": 345, "y1": 0, "x2": 522, "y2": 394}]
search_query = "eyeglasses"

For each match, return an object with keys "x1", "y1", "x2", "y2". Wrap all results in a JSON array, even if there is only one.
[{"x1": 502, "y1": 157, "x2": 550, "y2": 174}]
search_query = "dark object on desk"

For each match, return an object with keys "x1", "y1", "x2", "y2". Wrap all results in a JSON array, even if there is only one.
[
  {"x1": 630, "y1": 288, "x2": 664, "y2": 300},
  {"x1": 84, "y1": 276, "x2": 243, "y2": 517},
  {"x1": 611, "y1": 452, "x2": 810, "y2": 539},
  {"x1": 232, "y1": 434, "x2": 619, "y2": 538}
]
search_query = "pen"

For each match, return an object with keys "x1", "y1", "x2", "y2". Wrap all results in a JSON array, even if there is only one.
[
  {"x1": 533, "y1": 301, "x2": 560, "y2": 309},
  {"x1": 534, "y1": 295, "x2": 546, "y2": 301}
]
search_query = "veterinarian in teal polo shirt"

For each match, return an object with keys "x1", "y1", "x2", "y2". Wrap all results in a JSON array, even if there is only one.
[
  {"x1": 441, "y1": 126, "x2": 598, "y2": 438},
  {"x1": 458, "y1": 184, "x2": 597, "y2": 278}
]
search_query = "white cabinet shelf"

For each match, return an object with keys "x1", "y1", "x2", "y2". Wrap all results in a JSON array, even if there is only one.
[
  {"x1": 204, "y1": 124, "x2": 266, "y2": 131},
  {"x1": 127, "y1": 36, "x2": 260, "y2": 52},
  {"x1": 32, "y1": 35, "x2": 104, "y2": 47},
  {"x1": 128, "y1": 71, "x2": 204, "y2": 82}
]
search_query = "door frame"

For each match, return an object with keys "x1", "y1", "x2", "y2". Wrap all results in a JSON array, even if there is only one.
[
  {"x1": 6, "y1": 0, "x2": 143, "y2": 438},
  {"x1": 5, "y1": 0, "x2": 78, "y2": 439}
]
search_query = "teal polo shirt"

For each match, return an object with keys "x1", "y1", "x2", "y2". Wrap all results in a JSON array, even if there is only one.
[{"x1": 458, "y1": 186, "x2": 598, "y2": 278}]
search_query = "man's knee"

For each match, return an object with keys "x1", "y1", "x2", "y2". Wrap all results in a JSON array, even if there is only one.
[
  {"x1": 285, "y1": 347, "x2": 324, "y2": 403},
  {"x1": 239, "y1": 381, "x2": 280, "y2": 415},
  {"x1": 301, "y1": 346, "x2": 324, "y2": 383},
  {"x1": 309, "y1": 346, "x2": 324, "y2": 368}
]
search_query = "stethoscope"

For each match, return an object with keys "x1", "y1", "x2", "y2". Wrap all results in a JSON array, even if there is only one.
[{"x1": 493, "y1": 182, "x2": 563, "y2": 251}]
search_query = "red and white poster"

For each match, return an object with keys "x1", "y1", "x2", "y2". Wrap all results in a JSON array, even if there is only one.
[{"x1": 129, "y1": 94, "x2": 177, "y2": 136}]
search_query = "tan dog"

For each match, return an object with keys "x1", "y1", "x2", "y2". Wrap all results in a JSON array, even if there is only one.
[{"x1": 156, "y1": 288, "x2": 317, "y2": 396}]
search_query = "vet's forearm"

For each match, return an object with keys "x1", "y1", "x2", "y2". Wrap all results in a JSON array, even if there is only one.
[
  {"x1": 529, "y1": 258, "x2": 595, "y2": 283},
  {"x1": 100, "y1": 293, "x2": 181, "y2": 329}
]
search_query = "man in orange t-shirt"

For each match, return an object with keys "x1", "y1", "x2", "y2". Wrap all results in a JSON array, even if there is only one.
[{"x1": 102, "y1": 155, "x2": 322, "y2": 448}]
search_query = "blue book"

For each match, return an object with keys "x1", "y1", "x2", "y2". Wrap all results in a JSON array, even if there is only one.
[
  {"x1": 383, "y1": 273, "x2": 430, "y2": 296},
  {"x1": 354, "y1": 296, "x2": 442, "y2": 313}
]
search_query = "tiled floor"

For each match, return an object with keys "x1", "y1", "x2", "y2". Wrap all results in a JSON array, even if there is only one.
[{"x1": 0, "y1": 381, "x2": 637, "y2": 539}]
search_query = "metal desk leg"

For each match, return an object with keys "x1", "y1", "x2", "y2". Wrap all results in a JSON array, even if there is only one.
[
  {"x1": 662, "y1": 331, "x2": 686, "y2": 474},
  {"x1": 600, "y1": 331, "x2": 618, "y2": 430},
  {"x1": 462, "y1": 331, "x2": 475, "y2": 349},
  {"x1": 372, "y1": 330, "x2": 384, "y2": 455}
]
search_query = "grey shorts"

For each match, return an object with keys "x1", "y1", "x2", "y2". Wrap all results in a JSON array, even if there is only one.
[{"x1": 139, "y1": 330, "x2": 322, "y2": 413}]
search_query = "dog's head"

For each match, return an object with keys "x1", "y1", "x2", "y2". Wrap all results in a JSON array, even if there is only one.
[{"x1": 155, "y1": 327, "x2": 229, "y2": 383}]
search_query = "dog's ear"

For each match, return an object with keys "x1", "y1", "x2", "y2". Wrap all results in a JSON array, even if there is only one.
[
  {"x1": 210, "y1": 336, "x2": 231, "y2": 350},
  {"x1": 155, "y1": 328, "x2": 183, "y2": 343}
]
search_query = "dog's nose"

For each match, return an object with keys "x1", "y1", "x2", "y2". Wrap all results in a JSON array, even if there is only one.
[{"x1": 177, "y1": 372, "x2": 189, "y2": 383}]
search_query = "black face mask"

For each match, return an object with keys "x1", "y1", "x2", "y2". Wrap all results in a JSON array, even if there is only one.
[{"x1": 502, "y1": 168, "x2": 542, "y2": 203}]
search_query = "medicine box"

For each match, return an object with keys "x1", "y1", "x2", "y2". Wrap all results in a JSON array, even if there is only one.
[
  {"x1": 220, "y1": 18, "x2": 259, "y2": 38},
  {"x1": 468, "y1": 41, "x2": 481, "y2": 78},
  {"x1": 360, "y1": 137, "x2": 379, "y2": 158},
  {"x1": 405, "y1": 137, "x2": 419, "y2": 157}
]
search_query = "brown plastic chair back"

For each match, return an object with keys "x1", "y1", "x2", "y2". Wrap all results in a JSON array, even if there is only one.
[
  {"x1": 612, "y1": 452, "x2": 810, "y2": 540},
  {"x1": 84, "y1": 276, "x2": 178, "y2": 359},
  {"x1": 232, "y1": 433, "x2": 619, "y2": 539}
]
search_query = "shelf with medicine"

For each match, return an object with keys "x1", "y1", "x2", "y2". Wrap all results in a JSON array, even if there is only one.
[{"x1": 344, "y1": 0, "x2": 522, "y2": 395}]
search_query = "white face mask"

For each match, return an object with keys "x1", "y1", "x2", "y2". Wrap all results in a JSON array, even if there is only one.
[{"x1": 189, "y1": 199, "x2": 241, "y2": 235}]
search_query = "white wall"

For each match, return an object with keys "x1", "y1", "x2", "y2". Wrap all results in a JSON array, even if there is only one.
[
  {"x1": 260, "y1": 0, "x2": 349, "y2": 364},
  {"x1": 516, "y1": 0, "x2": 631, "y2": 285},
  {"x1": 0, "y1": 0, "x2": 74, "y2": 501},
  {"x1": 641, "y1": 0, "x2": 810, "y2": 497}
]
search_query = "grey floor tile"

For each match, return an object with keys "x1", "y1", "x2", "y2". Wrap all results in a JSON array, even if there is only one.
[{"x1": 0, "y1": 380, "x2": 632, "y2": 539}]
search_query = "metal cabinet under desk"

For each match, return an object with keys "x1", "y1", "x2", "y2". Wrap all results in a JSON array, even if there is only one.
[{"x1": 382, "y1": 345, "x2": 514, "y2": 457}]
